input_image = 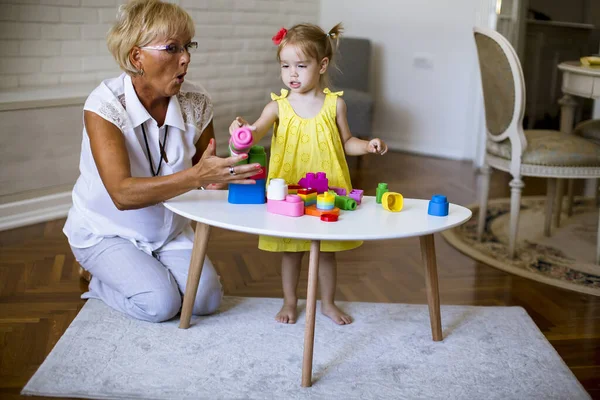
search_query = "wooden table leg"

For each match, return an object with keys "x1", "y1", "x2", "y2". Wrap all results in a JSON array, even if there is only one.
[
  {"x1": 179, "y1": 222, "x2": 211, "y2": 329},
  {"x1": 419, "y1": 234, "x2": 443, "y2": 342},
  {"x1": 301, "y1": 240, "x2": 320, "y2": 387}
]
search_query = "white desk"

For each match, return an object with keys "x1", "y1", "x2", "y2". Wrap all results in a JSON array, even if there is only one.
[
  {"x1": 558, "y1": 61, "x2": 600, "y2": 134},
  {"x1": 164, "y1": 190, "x2": 472, "y2": 387}
]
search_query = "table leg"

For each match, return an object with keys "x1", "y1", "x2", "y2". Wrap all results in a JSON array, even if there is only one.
[
  {"x1": 559, "y1": 94, "x2": 577, "y2": 134},
  {"x1": 419, "y1": 234, "x2": 443, "y2": 342},
  {"x1": 301, "y1": 240, "x2": 320, "y2": 387},
  {"x1": 179, "y1": 222, "x2": 211, "y2": 329},
  {"x1": 559, "y1": 94, "x2": 577, "y2": 227}
]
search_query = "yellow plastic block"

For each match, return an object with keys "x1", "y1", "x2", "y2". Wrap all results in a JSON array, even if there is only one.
[{"x1": 382, "y1": 192, "x2": 403, "y2": 212}]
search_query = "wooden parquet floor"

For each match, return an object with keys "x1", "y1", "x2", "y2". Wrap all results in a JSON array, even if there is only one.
[{"x1": 1, "y1": 152, "x2": 599, "y2": 399}]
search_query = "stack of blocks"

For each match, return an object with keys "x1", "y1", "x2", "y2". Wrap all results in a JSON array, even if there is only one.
[{"x1": 227, "y1": 128, "x2": 267, "y2": 204}]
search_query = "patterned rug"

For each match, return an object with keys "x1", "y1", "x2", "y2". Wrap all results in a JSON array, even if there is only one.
[{"x1": 441, "y1": 196, "x2": 600, "y2": 296}]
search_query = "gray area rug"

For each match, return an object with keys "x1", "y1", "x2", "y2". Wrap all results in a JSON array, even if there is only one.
[{"x1": 23, "y1": 297, "x2": 589, "y2": 400}]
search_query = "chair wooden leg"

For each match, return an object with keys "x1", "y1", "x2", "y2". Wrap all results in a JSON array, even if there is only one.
[
  {"x1": 566, "y1": 179, "x2": 575, "y2": 217},
  {"x1": 179, "y1": 222, "x2": 211, "y2": 329},
  {"x1": 597, "y1": 212, "x2": 600, "y2": 265},
  {"x1": 554, "y1": 179, "x2": 565, "y2": 229},
  {"x1": 508, "y1": 177, "x2": 524, "y2": 258},
  {"x1": 477, "y1": 163, "x2": 491, "y2": 241},
  {"x1": 596, "y1": 212, "x2": 600, "y2": 265},
  {"x1": 545, "y1": 178, "x2": 557, "y2": 237}
]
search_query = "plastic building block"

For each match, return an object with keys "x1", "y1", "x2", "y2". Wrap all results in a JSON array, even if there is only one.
[
  {"x1": 297, "y1": 188, "x2": 317, "y2": 206},
  {"x1": 320, "y1": 213, "x2": 338, "y2": 222},
  {"x1": 376, "y1": 183, "x2": 389, "y2": 204},
  {"x1": 334, "y1": 195, "x2": 357, "y2": 211},
  {"x1": 288, "y1": 184, "x2": 302, "y2": 194},
  {"x1": 298, "y1": 172, "x2": 329, "y2": 193},
  {"x1": 267, "y1": 178, "x2": 288, "y2": 200},
  {"x1": 229, "y1": 127, "x2": 254, "y2": 154},
  {"x1": 247, "y1": 146, "x2": 267, "y2": 179},
  {"x1": 348, "y1": 189, "x2": 364, "y2": 205},
  {"x1": 381, "y1": 192, "x2": 403, "y2": 212},
  {"x1": 428, "y1": 194, "x2": 449, "y2": 216},
  {"x1": 329, "y1": 186, "x2": 347, "y2": 196},
  {"x1": 305, "y1": 204, "x2": 340, "y2": 217},
  {"x1": 228, "y1": 179, "x2": 266, "y2": 204},
  {"x1": 316, "y1": 192, "x2": 335, "y2": 210},
  {"x1": 267, "y1": 195, "x2": 304, "y2": 217},
  {"x1": 248, "y1": 145, "x2": 267, "y2": 167}
]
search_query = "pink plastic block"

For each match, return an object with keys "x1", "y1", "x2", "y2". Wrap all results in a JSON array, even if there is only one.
[
  {"x1": 267, "y1": 195, "x2": 304, "y2": 217},
  {"x1": 329, "y1": 186, "x2": 347, "y2": 196},
  {"x1": 297, "y1": 172, "x2": 329, "y2": 193},
  {"x1": 229, "y1": 127, "x2": 254, "y2": 154},
  {"x1": 348, "y1": 189, "x2": 364, "y2": 205}
]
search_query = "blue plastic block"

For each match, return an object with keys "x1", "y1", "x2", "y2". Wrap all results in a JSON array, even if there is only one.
[
  {"x1": 228, "y1": 179, "x2": 266, "y2": 204},
  {"x1": 428, "y1": 194, "x2": 449, "y2": 216}
]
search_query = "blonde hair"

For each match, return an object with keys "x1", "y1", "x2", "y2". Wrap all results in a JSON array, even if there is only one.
[
  {"x1": 276, "y1": 22, "x2": 343, "y2": 88},
  {"x1": 107, "y1": 0, "x2": 195, "y2": 76}
]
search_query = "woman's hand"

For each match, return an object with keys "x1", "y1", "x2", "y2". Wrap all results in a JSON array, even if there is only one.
[
  {"x1": 193, "y1": 139, "x2": 262, "y2": 187},
  {"x1": 367, "y1": 138, "x2": 388, "y2": 155},
  {"x1": 229, "y1": 116, "x2": 256, "y2": 135}
]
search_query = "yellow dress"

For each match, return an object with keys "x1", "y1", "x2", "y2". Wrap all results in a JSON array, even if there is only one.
[{"x1": 258, "y1": 88, "x2": 363, "y2": 253}]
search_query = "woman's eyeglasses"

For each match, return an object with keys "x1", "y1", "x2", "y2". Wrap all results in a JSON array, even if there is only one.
[{"x1": 140, "y1": 42, "x2": 198, "y2": 55}]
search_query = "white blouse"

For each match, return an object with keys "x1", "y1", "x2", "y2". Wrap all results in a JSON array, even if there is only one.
[{"x1": 63, "y1": 73, "x2": 213, "y2": 254}]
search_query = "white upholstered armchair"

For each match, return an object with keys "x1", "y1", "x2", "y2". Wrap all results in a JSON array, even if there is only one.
[{"x1": 473, "y1": 27, "x2": 600, "y2": 260}]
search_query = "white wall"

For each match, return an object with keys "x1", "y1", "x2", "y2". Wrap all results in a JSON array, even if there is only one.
[
  {"x1": 320, "y1": 0, "x2": 480, "y2": 160},
  {"x1": 0, "y1": 0, "x2": 319, "y2": 228},
  {"x1": 0, "y1": 0, "x2": 319, "y2": 207}
]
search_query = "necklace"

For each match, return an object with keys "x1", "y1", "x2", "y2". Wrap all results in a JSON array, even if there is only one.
[{"x1": 141, "y1": 122, "x2": 169, "y2": 177}]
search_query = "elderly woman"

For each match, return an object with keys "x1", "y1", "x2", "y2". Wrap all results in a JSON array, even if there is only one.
[{"x1": 63, "y1": 0, "x2": 261, "y2": 323}]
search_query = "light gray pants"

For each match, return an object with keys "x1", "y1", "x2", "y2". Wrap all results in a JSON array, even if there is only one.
[{"x1": 71, "y1": 236, "x2": 223, "y2": 323}]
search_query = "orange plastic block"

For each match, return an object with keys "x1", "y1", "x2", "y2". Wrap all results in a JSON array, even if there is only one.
[{"x1": 304, "y1": 204, "x2": 340, "y2": 217}]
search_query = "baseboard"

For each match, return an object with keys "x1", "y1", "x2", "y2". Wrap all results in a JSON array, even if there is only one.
[
  {"x1": 384, "y1": 138, "x2": 468, "y2": 160},
  {"x1": 0, "y1": 191, "x2": 72, "y2": 231}
]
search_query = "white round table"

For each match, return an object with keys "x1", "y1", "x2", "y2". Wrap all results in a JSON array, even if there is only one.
[{"x1": 164, "y1": 190, "x2": 472, "y2": 387}]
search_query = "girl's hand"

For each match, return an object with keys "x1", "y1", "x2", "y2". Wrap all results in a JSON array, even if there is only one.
[
  {"x1": 229, "y1": 116, "x2": 256, "y2": 135},
  {"x1": 367, "y1": 138, "x2": 388, "y2": 155}
]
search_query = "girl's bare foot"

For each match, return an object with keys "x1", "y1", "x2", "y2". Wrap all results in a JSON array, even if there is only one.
[
  {"x1": 275, "y1": 301, "x2": 297, "y2": 324},
  {"x1": 321, "y1": 303, "x2": 352, "y2": 325}
]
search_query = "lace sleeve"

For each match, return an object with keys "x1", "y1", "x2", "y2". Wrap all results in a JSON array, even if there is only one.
[
  {"x1": 83, "y1": 85, "x2": 130, "y2": 133},
  {"x1": 177, "y1": 83, "x2": 214, "y2": 135}
]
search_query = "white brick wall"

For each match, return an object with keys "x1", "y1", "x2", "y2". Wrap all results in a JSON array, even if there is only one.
[{"x1": 0, "y1": 0, "x2": 319, "y2": 150}]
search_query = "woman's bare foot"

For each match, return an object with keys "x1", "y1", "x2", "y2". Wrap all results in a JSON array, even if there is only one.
[
  {"x1": 275, "y1": 301, "x2": 297, "y2": 324},
  {"x1": 321, "y1": 303, "x2": 352, "y2": 325}
]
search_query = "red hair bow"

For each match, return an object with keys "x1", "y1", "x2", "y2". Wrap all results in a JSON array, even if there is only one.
[{"x1": 272, "y1": 27, "x2": 287, "y2": 45}]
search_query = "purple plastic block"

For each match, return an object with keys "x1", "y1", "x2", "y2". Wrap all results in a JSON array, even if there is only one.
[
  {"x1": 348, "y1": 189, "x2": 364, "y2": 205},
  {"x1": 298, "y1": 172, "x2": 329, "y2": 194},
  {"x1": 329, "y1": 186, "x2": 347, "y2": 196}
]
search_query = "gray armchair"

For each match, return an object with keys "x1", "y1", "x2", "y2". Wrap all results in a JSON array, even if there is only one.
[{"x1": 330, "y1": 37, "x2": 374, "y2": 171}]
